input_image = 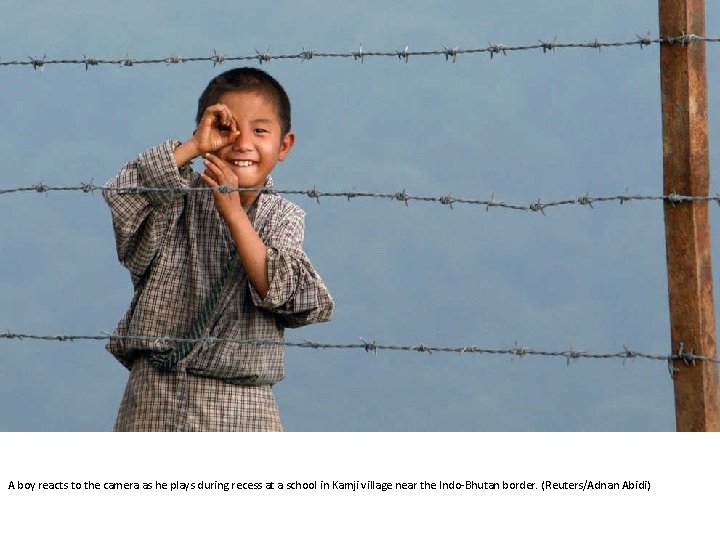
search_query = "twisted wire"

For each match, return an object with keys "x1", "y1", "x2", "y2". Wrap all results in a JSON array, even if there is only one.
[
  {"x1": 0, "y1": 332, "x2": 714, "y2": 368},
  {"x1": 0, "y1": 34, "x2": 714, "y2": 70},
  {"x1": 2, "y1": 182, "x2": 719, "y2": 214}
]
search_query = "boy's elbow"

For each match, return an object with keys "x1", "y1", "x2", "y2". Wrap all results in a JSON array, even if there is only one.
[
  {"x1": 312, "y1": 295, "x2": 334, "y2": 325},
  {"x1": 308, "y1": 283, "x2": 334, "y2": 324},
  {"x1": 281, "y1": 299, "x2": 333, "y2": 328}
]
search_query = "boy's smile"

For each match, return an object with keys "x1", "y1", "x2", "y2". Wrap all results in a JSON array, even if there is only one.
[{"x1": 211, "y1": 90, "x2": 294, "y2": 198}]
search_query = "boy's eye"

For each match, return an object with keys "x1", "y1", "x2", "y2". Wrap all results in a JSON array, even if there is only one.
[{"x1": 254, "y1": 128, "x2": 268, "y2": 134}]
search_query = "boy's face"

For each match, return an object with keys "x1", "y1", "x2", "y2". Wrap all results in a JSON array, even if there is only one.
[{"x1": 211, "y1": 91, "x2": 294, "y2": 191}]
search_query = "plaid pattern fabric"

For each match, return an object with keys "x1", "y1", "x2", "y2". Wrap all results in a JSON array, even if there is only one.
[
  {"x1": 114, "y1": 359, "x2": 282, "y2": 431},
  {"x1": 104, "y1": 140, "x2": 333, "y2": 431}
]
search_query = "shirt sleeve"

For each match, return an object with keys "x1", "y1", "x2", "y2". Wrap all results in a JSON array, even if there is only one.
[
  {"x1": 248, "y1": 203, "x2": 334, "y2": 328},
  {"x1": 103, "y1": 140, "x2": 192, "y2": 286}
]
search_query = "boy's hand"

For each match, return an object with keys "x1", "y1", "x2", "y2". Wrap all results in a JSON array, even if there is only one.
[
  {"x1": 201, "y1": 156, "x2": 270, "y2": 297},
  {"x1": 173, "y1": 104, "x2": 239, "y2": 167},
  {"x1": 200, "y1": 153, "x2": 244, "y2": 221},
  {"x1": 193, "y1": 104, "x2": 240, "y2": 154},
  {"x1": 202, "y1": 155, "x2": 270, "y2": 297}
]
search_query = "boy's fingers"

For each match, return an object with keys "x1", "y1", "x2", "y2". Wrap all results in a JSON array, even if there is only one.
[
  {"x1": 206, "y1": 103, "x2": 228, "y2": 114},
  {"x1": 204, "y1": 152, "x2": 243, "y2": 202},
  {"x1": 204, "y1": 156, "x2": 237, "y2": 184},
  {"x1": 204, "y1": 154, "x2": 223, "y2": 168},
  {"x1": 201, "y1": 106, "x2": 226, "y2": 129},
  {"x1": 205, "y1": 153, "x2": 232, "y2": 172},
  {"x1": 207, "y1": 104, "x2": 231, "y2": 123},
  {"x1": 200, "y1": 172, "x2": 217, "y2": 186},
  {"x1": 202, "y1": 171, "x2": 236, "y2": 200},
  {"x1": 202, "y1": 107, "x2": 221, "y2": 124},
  {"x1": 204, "y1": 160, "x2": 223, "y2": 177}
]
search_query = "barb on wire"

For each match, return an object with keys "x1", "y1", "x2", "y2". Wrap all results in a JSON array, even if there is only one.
[
  {"x1": 3, "y1": 182, "x2": 720, "y2": 214},
  {"x1": 443, "y1": 45, "x2": 459, "y2": 62},
  {"x1": 1, "y1": 35, "x2": 716, "y2": 69},
  {"x1": 0, "y1": 331, "x2": 716, "y2": 365},
  {"x1": 255, "y1": 47, "x2": 272, "y2": 64},
  {"x1": 300, "y1": 46, "x2": 314, "y2": 62},
  {"x1": 212, "y1": 49, "x2": 225, "y2": 67}
]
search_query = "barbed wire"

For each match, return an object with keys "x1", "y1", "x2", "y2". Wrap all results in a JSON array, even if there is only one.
[
  {"x1": 2, "y1": 182, "x2": 720, "y2": 214},
  {"x1": 0, "y1": 332, "x2": 714, "y2": 370},
  {"x1": 0, "y1": 34, "x2": 716, "y2": 70},
  {"x1": 0, "y1": 331, "x2": 714, "y2": 377}
]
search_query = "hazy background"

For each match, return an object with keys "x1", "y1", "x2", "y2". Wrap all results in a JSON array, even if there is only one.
[{"x1": 1, "y1": 0, "x2": 719, "y2": 431}]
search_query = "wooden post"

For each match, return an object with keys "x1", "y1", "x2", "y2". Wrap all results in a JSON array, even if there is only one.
[{"x1": 659, "y1": 0, "x2": 720, "y2": 431}]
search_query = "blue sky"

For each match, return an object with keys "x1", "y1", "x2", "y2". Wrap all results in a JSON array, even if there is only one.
[{"x1": 1, "y1": 0, "x2": 719, "y2": 431}]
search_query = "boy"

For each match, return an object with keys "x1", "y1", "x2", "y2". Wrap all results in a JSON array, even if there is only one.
[{"x1": 104, "y1": 67, "x2": 333, "y2": 431}]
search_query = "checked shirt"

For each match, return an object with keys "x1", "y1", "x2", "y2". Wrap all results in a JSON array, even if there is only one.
[{"x1": 104, "y1": 140, "x2": 333, "y2": 431}]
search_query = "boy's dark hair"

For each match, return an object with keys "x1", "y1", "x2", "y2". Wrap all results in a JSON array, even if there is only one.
[{"x1": 196, "y1": 67, "x2": 291, "y2": 135}]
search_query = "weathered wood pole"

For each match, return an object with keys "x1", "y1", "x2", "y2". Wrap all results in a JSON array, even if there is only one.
[{"x1": 659, "y1": 0, "x2": 719, "y2": 431}]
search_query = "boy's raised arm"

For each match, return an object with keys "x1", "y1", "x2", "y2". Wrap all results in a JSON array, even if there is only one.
[
  {"x1": 106, "y1": 104, "x2": 240, "y2": 283},
  {"x1": 172, "y1": 139, "x2": 201, "y2": 169},
  {"x1": 104, "y1": 140, "x2": 190, "y2": 284}
]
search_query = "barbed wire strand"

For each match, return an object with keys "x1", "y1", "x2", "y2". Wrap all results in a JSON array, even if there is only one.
[
  {"x1": 0, "y1": 34, "x2": 715, "y2": 70},
  {"x1": 0, "y1": 332, "x2": 714, "y2": 372},
  {"x1": 2, "y1": 182, "x2": 719, "y2": 214}
]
